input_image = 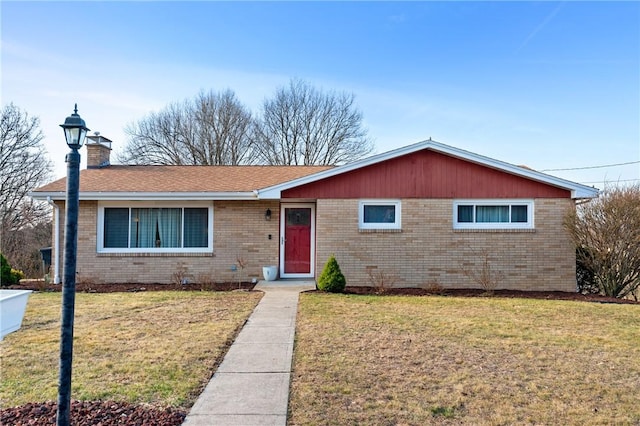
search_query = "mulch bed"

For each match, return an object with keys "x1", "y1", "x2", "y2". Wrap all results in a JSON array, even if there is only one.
[
  {"x1": 12, "y1": 281, "x2": 637, "y2": 304},
  {"x1": 0, "y1": 400, "x2": 185, "y2": 426},
  {"x1": 12, "y1": 281, "x2": 257, "y2": 293},
  {"x1": 344, "y1": 286, "x2": 639, "y2": 304}
]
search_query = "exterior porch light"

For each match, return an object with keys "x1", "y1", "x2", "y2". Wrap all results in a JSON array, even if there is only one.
[
  {"x1": 265, "y1": 208, "x2": 272, "y2": 221},
  {"x1": 57, "y1": 104, "x2": 89, "y2": 426}
]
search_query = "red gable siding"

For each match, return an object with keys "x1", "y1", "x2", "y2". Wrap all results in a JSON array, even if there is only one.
[{"x1": 282, "y1": 150, "x2": 570, "y2": 199}]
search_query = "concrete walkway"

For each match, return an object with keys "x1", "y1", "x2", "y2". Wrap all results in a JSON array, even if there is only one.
[{"x1": 182, "y1": 280, "x2": 315, "y2": 426}]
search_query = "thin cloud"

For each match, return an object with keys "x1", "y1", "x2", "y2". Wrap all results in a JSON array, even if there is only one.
[
  {"x1": 388, "y1": 14, "x2": 407, "y2": 24},
  {"x1": 516, "y1": 2, "x2": 565, "y2": 54}
]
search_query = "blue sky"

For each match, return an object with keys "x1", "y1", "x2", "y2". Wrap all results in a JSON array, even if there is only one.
[{"x1": 2, "y1": 1, "x2": 639, "y2": 188}]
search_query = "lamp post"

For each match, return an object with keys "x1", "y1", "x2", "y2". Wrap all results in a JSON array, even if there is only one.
[{"x1": 57, "y1": 104, "x2": 89, "y2": 426}]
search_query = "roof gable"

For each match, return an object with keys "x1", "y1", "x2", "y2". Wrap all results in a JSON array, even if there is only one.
[
  {"x1": 282, "y1": 149, "x2": 571, "y2": 199},
  {"x1": 260, "y1": 140, "x2": 599, "y2": 199}
]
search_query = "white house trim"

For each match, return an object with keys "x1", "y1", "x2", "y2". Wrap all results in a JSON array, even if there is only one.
[{"x1": 31, "y1": 191, "x2": 258, "y2": 201}]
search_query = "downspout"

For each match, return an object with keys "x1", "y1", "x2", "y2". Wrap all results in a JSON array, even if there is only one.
[{"x1": 47, "y1": 197, "x2": 61, "y2": 284}]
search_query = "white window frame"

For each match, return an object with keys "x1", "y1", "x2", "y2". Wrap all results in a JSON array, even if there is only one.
[
  {"x1": 359, "y1": 200, "x2": 402, "y2": 230},
  {"x1": 453, "y1": 199, "x2": 534, "y2": 230},
  {"x1": 97, "y1": 201, "x2": 214, "y2": 253}
]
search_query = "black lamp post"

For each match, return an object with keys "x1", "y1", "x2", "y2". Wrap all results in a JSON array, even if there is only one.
[{"x1": 57, "y1": 104, "x2": 89, "y2": 426}]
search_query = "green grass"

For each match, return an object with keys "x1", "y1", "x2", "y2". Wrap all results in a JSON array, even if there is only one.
[
  {"x1": 4, "y1": 290, "x2": 639, "y2": 424},
  {"x1": 289, "y1": 293, "x2": 640, "y2": 425},
  {"x1": 0, "y1": 291, "x2": 262, "y2": 409}
]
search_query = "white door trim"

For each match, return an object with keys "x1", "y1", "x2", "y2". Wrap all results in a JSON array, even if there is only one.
[{"x1": 279, "y1": 203, "x2": 315, "y2": 279}]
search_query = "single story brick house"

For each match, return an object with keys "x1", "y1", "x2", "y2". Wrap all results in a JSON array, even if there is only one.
[{"x1": 31, "y1": 137, "x2": 598, "y2": 291}]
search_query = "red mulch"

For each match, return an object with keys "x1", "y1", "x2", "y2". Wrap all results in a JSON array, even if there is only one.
[{"x1": 0, "y1": 400, "x2": 185, "y2": 426}]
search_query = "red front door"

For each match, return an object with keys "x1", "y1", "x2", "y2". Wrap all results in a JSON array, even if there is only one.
[{"x1": 283, "y1": 207, "x2": 312, "y2": 274}]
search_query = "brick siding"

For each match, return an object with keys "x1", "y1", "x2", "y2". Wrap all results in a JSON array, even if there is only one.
[
  {"x1": 86, "y1": 143, "x2": 111, "y2": 168},
  {"x1": 52, "y1": 200, "x2": 280, "y2": 285},
  {"x1": 315, "y1": 198, "x2": 576, "y2": 292},
  {"x1": 51, "y1": 198, "x2": 577, "y2": 291}
]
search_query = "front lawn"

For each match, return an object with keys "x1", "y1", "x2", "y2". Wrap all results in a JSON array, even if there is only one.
[
  {"x1": 290, "y1": 293, "x2": 640, "y2": 425},
  {"x1": 0, "y1": 291, "x2": 262, "y2": 409}
]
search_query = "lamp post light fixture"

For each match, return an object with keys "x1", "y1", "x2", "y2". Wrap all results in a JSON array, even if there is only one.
[{"x1": 56, "y1": 104, "x2": 89, "y2": 426}]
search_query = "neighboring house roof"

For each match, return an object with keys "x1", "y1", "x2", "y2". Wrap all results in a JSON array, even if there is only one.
[
  {"x1": 258, "y1": 139, "x2": 599, "y2": 199},
  {"x1": 31, "y1": 139, "x2": 599, "y2": 201},
  {"x1": 31, "y1": 165, "x2": 331, "y2": 200}
]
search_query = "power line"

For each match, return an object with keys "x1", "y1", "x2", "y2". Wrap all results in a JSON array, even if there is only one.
[
  {"x1": 541, "y1": 160, "x2": 640, "y2": 172},
  {"x1": 579, "y1": 178, "x2": 640, "y2": 184}
]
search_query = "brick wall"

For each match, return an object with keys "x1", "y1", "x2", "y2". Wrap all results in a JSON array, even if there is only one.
[
  {"x1": 86, "y1": 143, "x2": 111, "y2": 168},
  {"x1": 50, "y1": 197, "x2": 577, "y2": 291},
  {"x1": 315, "y1": 198, "x2": 577, "y2": 292},
  {"x1": 52, "y1": 200, "x2": 280, "y2": 285}
]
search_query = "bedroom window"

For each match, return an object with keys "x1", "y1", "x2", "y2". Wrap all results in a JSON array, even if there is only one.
[
  {"x1": 359, "y1": 200, "x2": 402, "y2": 230},
  {"x1": 453, "y1": 200, "x2": 533, "y2": 229},
  {"x1": 99, "y1": 204, "x2": 212, "y2": 252}
]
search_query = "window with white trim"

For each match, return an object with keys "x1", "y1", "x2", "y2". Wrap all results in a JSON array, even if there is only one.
[
  {"x1": 453, "y1": 200, "x2": 533, "y2": 229},
  {"x1": 359, "y1": 200, "x2": 401, "y2": 230},
  {"x1": 98, "y1": 203, "x2": 213, "y2": 253}
]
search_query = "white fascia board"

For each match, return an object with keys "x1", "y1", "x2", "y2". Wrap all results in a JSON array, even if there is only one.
[
  {"x1": 29, "y1": 192, "x2": 64, "y2": 201},
  {"x1": 257, "y1": 139, "x2": 599, "y2": 200},
  {"x1": 30, "y1": 191, "x2": 258, "y2": 201},
  {"x1": 431, "y1": 142, "x2": 599, "y2": 199}
]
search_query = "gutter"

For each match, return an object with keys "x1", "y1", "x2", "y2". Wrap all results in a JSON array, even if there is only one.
[
  {"x1": 46, "y1": 197, "x2": 61, "y2": 284},
  {"x1": 32, "y1": 191, "x2": 259, "y2": 201}
]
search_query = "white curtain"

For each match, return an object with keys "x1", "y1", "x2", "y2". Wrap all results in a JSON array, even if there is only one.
[
  {"x1": 157, "y1": 208, "x2": 181, "y2": 248},
  {"x1": 131, "y1": 208, "x2": 158, "y2": 248},
  {"x1": 476, "y1": 206, "x2": 509, "y2": 223}
]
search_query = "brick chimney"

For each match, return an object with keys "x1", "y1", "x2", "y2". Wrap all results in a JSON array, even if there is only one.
[{"x1": 85, "y1": 132, "x2": 112, "y2": 168}]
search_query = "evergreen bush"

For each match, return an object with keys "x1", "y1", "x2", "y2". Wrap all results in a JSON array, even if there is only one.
[
  {"x1": 317, "y1": 254, "x2": 346, "y2": 293},
  {"x1": 1, "y1": 253, "x2": 23, "y2": 286}
]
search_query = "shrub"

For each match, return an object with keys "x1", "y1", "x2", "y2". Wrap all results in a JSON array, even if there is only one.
[
  {"x1": 564, "y1": 184, "x2": 640, "y2": 298},
  {"x1": 576, "y1": 247, "x2": 598, "y2": 294},
  {"x1": 1, "y1": 253, "x2": 23, "y2": 286},
  {"x1": 424, "y1": 279, "x2": 445, "y2": 295},
  {"x1": 317, "y1": 254, "x2": 346, "y2": 293},
  {"x1": 461, "y1": 250, "x2": 504, "y2": 295},
  {"x1": 11, "y1": 268, "x2": 25, "y2": 282},
  {"x1": 367, "y1": 268, "x2": 397, "y2": 295}
]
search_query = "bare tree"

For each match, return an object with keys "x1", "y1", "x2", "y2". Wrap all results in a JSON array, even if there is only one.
[
  {"x1": 564, "y1": 184, "x2": 640, "y2": 299},
  {"x1": 2, "y1": 220, "x2": 51, "y2": 279},
  {"x1": 253, "y1": 79, "x2": 373, "y2": 165},
  {"x1": 119, "y1": 89, "x2": 255, "y2": 165},
  {"x1": 0, "y1": 103, "x2": 53, "y2": 276}
]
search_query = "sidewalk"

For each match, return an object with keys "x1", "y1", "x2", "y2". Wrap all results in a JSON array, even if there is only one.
[{"x1": 182, "y1": 280, "x2": 315, "y2": 426}]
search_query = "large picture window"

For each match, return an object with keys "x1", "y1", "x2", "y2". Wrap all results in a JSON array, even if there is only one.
[
  {"x1": 359, "y1": 200, "x2": 402, "y2": 230},
  {"x1": 98, "y1": 203, "x2": 212, "y2": 252},
  {"x1": 454, "y1": 200, "x2": 533, "y2": 229}
]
